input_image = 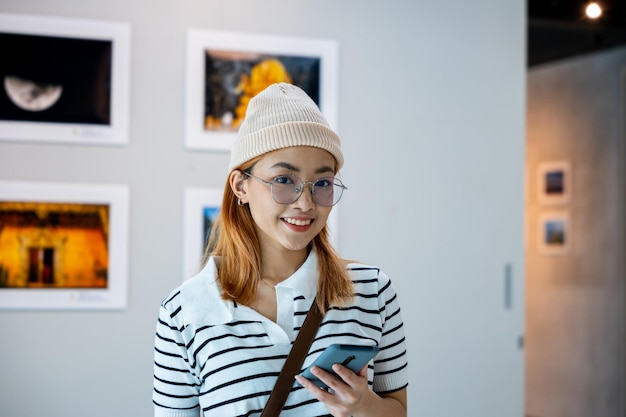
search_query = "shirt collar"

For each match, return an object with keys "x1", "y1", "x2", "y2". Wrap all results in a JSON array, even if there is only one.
[
  {"x1": 179, "y1": 248, "x2": 319, "y2": 326},
  {"x1": 275, "y1": 247, "x2": 318, "y2": 302},
  {"x1": 179, "y1": 257, "x2": 233, "y2": 326}
]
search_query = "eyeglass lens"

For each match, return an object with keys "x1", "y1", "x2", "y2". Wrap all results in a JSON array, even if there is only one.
[{"x1": 271, "y1": 175, "x2": 344, "y2": 206}]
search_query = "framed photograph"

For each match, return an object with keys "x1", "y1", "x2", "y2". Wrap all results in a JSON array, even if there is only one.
[
  {"x1": 184, "y1": 29, "x2": 339, "y2": 151},
  {"x1": 538, "y1": 212, "x2": 571, "y2": 255},
  {"x1": 0, "y1": 181, "x2": 130, "y2": 310},
  {"x1": 183, "y1": 187, "x2": 222, "y2": 279},
  {"x1": 182, "y1": 187, "x2": 339, "y2": 280},
  {"x1": 0, "y1": 13, "x2": 131, "y2": 146},
  {"x1": 538, "y1": 161, "x2": 571, "y2": 205}
]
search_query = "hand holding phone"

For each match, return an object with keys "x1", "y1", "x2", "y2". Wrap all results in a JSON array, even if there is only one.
[{"x1": 300, "y1": 344, "x2": 379, "y2": 389}]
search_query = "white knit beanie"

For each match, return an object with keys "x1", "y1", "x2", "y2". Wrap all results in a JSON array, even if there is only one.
[{"x1": 228, "y1": 83, "x2": 343, "y2": 171}]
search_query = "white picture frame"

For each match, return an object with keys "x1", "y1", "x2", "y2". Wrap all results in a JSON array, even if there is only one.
[
  {"x1": 182, "y1": 187, "x2": 222, "y2": 280},
  {"x1": 0, "y1": 13, "x2": 131, "y2": 146},
  {"x1": 538, "y1": 212, "x2": 571, "y2": 255},
  {"x1": 182, "y1": 186, "x2": 339, "y2": 280},
  {"x1": 184, "y1": 29, "x2": 339, "y2": 152},
  {"x1": 538, "y1": 160, "x2": 572, "y2": 205},
  {"x1": 0, "y1": 181, "x2": 130, "y2": 310}
]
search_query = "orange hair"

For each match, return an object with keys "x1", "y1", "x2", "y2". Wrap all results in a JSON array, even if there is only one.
[{"x1": 203, "y1": 156, "x2": 352, "y2": 312}]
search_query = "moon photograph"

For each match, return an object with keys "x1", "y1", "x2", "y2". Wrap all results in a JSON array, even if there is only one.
[
  {"x1": 4, "y1": 75, "x2": 63, "y2": 112},
  {"x1": 0, "y1": 32, "x2": 113, "y2": 125}
]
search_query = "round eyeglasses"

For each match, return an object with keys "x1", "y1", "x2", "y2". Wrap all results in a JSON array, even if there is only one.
[{"x1": 243, "y1": 171, "x2": 347, "y2": 207}]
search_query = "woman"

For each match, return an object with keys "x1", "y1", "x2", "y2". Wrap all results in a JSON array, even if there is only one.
[{"x1": 153, "y1": 83, "x2": 408, "y2": 417}]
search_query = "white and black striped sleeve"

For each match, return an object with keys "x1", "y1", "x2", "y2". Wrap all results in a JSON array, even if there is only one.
[
  {"x1": 373, "y1": 270, "x2": 408, "y2": 393},
  {"x1": 153, "y1": 290, "x2": 202, "y2": 417}
]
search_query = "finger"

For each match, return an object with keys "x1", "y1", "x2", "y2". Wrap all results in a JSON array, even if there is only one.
[
  {"x1": 310, "y1": 366, "x2": 343, "y2": 390},
  {"x1": 331, "y1": 364, "x2": 360, "y2": 385},
  {"x1": 295, "y1": 374, "x2": 334, "y2": 399}
]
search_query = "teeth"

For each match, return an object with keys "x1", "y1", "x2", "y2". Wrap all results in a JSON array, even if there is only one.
[{"x1": 284, "y1": 217, "x2": 312, "y2": 226}]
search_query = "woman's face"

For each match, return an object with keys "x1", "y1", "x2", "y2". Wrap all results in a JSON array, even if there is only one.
[{"x1": 240, "y1": 146, "x2": 336, "y2": 253}]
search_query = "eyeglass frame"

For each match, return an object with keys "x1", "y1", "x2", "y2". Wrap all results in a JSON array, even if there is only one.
[{"x1": 241, "y1": 171, "x2": 347, "y2": 207}]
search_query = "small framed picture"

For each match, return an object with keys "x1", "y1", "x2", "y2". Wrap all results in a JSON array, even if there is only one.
[
  {"x1": 538, "y1": 161, "x2": 571, "y2": 205},
  {"x1": 182, "y1": 187, "x2": 223, "y2": 279},
  {"x1": 182, "y1": 187, "x2": 339, "y2": 280},
  {"x1": 0, "y1": 13, "x2": 131, "y2": 146},
  {"x1": 0, "y1": 180, "x2": 130, "y2": 309},
  {"x1": 538, "y1": 212, "x2": 571, "y2": 255},
  {"x1": 184, "y1": 29, "x2": 339, "y2": 151}
]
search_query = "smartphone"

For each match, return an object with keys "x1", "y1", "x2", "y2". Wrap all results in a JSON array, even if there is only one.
[{"x1": 300, "y1": 344, "x2": 380, "y2": 389}]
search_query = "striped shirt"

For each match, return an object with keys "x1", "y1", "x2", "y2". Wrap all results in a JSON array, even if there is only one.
[{"x1": 153, "y1": 248, "x2": 408, "y2": 417}]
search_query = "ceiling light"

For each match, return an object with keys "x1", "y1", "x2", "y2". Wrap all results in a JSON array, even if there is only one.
[{"x1": 585, "y1": 2, "x2": 602, "y2": 19}]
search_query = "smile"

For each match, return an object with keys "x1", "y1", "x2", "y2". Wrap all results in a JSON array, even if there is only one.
[{"x1": 283, "y1": 217, "x2": 312, "y2": 226}]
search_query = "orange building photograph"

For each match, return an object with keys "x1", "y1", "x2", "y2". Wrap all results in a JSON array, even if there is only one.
[{"x1": 0, "y1": 201, "x2": 110, "y2": 289}]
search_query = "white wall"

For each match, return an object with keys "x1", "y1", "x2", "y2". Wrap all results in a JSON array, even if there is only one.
[{"x1": 0, "y1": 1, "x2": 526, "y2": 416}]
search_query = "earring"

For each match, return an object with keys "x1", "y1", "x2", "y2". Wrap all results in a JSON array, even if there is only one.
[{"x1": 237, "y1": 198, "x2": 244, "y2": 206}]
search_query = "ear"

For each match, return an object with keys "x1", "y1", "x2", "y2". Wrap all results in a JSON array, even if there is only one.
[{"x1": 229, "y1": 170, "x2": 248, "y2": 203}]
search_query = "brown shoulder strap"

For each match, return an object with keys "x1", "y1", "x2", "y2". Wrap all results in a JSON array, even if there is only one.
[{"x1": 260, "y1": 300, "x2": 324, "y2": 417}]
